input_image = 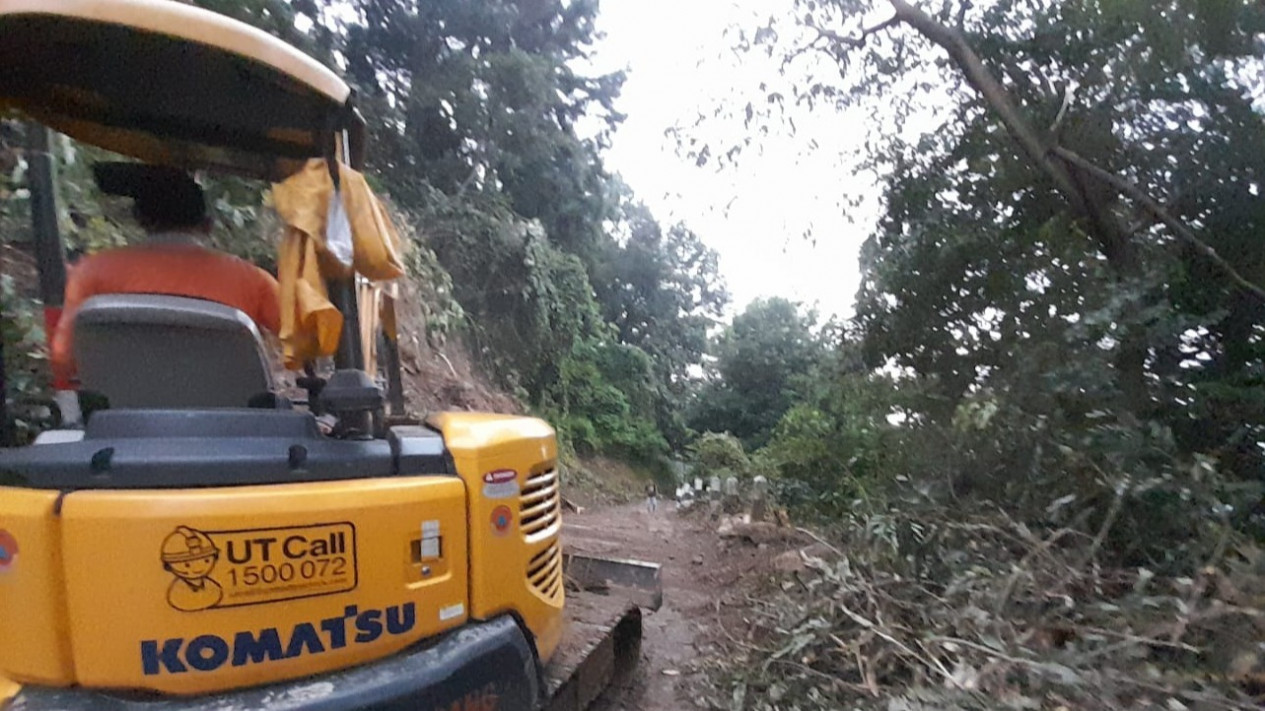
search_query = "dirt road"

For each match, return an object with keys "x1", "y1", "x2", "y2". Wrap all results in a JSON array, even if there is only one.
[
  {"x1": 563, "y1": 501, "x2": 796, "y2": 710},
  {"x1": 564, "y1": 502, "x2": 714, "y2": 709}
]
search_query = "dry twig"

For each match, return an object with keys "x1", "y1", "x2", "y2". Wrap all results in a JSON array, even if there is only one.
[
  {"x1": 795, "y1": 526, "x2": 844, "y2": 557},
  {"x1": 1078, "y1": 477, "x2": 1128, "y2": 572}
]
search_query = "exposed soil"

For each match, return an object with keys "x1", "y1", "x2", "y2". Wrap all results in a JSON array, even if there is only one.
[
  {"x1": 562, "y1": 457, "x2": 654, "y2": 510},
  {"x1": 562, "y1": 502, "x2": 805, "y2": 711},
  {"x1": 269, "y1": 270, "x2": 524, "y2": 415},
  {"x1": 392, "y1": 278, "x2": 523, "y2": 416}
]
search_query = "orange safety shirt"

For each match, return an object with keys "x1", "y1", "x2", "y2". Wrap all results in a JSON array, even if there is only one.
[{"x1": 50, "y1": 243, "x2": 281, "y2": 386}]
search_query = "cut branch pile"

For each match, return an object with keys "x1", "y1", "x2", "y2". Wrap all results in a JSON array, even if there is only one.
[{"x1": 701, "y1": 509, "x2": 1265, "y2": 710}]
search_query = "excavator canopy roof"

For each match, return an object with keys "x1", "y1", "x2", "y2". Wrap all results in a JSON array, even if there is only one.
[{"x1": 0, "y1": 0, "x2": 362, "y2": 180}]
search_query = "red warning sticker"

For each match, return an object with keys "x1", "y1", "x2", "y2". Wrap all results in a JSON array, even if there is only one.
[
  {"x1": 483, "y1": 470, "x2": 516, "y2": 484},
  {"x1": 482, "y1": 469, "x2": 520, "y2": 500}
]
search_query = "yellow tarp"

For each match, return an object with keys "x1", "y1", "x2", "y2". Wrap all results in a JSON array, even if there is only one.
[{"x1": 271, "y1": 159, "x2": 405, "y2": 370}]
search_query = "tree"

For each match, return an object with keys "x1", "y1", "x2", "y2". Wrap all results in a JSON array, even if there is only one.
[
  {"x1": 688, "y1": 298, "x2": 823, "y2": 450},
  {"x1": 341, "y1": 0, "x2": 625, "y2": 263},
  {"x1": 761, "y1": 364, "x2": 914, "y2": 516},
  {"x1": 332, "y1": 0, "x2": 735, "y2": 460},
  {"x1": 713, "y1": 0, "x2": 1265, "y2": 473},
  {"x1": 591, "y1": 193, "x2": 729, "y2": 446},
  {"x1": 688, "y1": 431, "x2": 751, "y2": 479}
]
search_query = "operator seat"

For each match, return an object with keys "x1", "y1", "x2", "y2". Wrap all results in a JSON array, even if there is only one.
[{"x1": 72, "y1": 294, "x2": 273, "y2": 409}]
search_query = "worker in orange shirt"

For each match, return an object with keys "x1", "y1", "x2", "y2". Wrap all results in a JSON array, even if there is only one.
[{"x1": 50, "y1": 163, "x2": 280, "y2": 422}]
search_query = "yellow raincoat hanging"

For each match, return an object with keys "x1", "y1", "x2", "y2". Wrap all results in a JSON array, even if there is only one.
[{"x1": 271, "y1": 158, "x2": 405, "y2": 370}]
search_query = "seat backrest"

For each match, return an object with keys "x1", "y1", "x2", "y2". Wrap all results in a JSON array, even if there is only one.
[{"x1": 73, "y1": 294, "x2": 272, "y2": 409}]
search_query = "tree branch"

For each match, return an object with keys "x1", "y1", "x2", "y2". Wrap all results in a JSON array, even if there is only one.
[
  {"x1": 1047, "y1": 82, "x2": 1076, "y2": 137},
  {"x1": 874, "y1": 0, "x2": 1193, "y2": 414},
  {"x1": 955, "y1": 0, "x2": 972, "y2": 30},
  {"x1": 785, "y1": 33, "x2": 828, "y2": 66},
  {"x1": 884, "y1": 0, "x2": 1093, "y2": 220},
  {"x1": 1050, "y1": 146, "x2": 1265, "y2": 300},
  {"x1": 810, "y1": 16, "x2": 899, "y2": 50}
]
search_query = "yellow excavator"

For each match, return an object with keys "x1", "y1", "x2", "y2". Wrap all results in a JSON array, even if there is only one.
[{"x1": 0, "y1": 2, "x2": 657, "y2": 709}]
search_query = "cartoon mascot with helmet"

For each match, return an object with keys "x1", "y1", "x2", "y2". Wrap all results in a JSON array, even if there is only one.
[{"x1": 162, "y1": 526, "x2": 223, "y2": 611}]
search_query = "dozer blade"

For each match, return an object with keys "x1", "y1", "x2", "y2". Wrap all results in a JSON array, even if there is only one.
[
  {"x1": 541, "y1": 555, "x2": 663, "y2": 711},
  {"x1": 563, "y1": 553, "x2": 663, "y2": 611}
]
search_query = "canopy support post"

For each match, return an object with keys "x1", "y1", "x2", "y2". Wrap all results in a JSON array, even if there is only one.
[
  {"x1": 326, "y1": 124, "x2": 365, "y2": 374},
  {"x1": 28, "y1": 123, "x2": 77, "y2": 431},
  {"x1": 329, "y1": 278, "x2": 364, "y2": 371},
  {"x1": 317, "y1": 124, "x2": 384, "y2": 439},
  {"x1": 344, "y1": 116, "x2": 408, "y2": 421},
  {"x1": 28, "y1": 125, "x2": 67, "y2": 313},
  {"x1": 379, "y1": 293, "x2": 406, "y2": 418}
]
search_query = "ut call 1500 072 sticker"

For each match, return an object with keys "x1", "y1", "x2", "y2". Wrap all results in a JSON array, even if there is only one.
[{"x1": 161, "y1": 522, "x2": 357, "y2": 612}]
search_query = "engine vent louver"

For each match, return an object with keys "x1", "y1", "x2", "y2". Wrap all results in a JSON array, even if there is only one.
[{"x1": 519, "y1": 468, "x2": 560, "y2": 538}]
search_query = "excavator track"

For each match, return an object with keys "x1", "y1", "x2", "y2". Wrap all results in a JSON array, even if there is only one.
[
  {"x1": 541, "y1": 555, "x2": 662, "y2": 711},
  {"x1": 541, "y1": 594, "x2": 642, "y2": 711}
]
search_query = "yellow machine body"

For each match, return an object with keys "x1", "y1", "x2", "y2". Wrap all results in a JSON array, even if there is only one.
[
  {"x1": 0, "y1": 413, "x2": 564, "y2": 699},
  {"x1": 429, "y1": 412, "x2": 566, "y2": 663}
]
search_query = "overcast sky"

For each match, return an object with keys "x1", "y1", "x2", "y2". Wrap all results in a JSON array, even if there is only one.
[{"x1": 580, "y1": 0, "x2": 884, "y2": 322}]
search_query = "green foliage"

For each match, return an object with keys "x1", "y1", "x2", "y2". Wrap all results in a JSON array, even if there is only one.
[
  {"x1": 0, "y1": 275, "x2": 45, "y2": 395},
  {"x1": 593, "y1": 192, "x2": 728, "y2": 448},
  {"x1": 690, "y1": 0, "x2": 1265, "y2": 576},
  {"x1": 202, "y1": 176, "x2": 277, "y2": 270},
  {"x1": 547, "y1": 337, "x2": 668, "y2": 462},
  {"x1": 759, "y1": 350, "x2": 919, "y2": 519},
  {"x1": 319, "y1": 0, "x2": 724, "y2": 463},
  {"x1": 688, "y1": 298, "x2": 822, "y2": 450},
  {"x1": 847, "y1": 0, "x2": 1264, "y2": 565},
  {"x1": 343, "y1": 0, "x2": 623, "y2": 262},
  {"x1": 1, "y1": 275, "x2": 54, "y2": 445},
  {"x1": 688, "y1": 432, "x2": 751, "y2": 479},
  {"x1": 399, "y1": 226, "x2": 466, "y2": 343},
  {"x1": 410, "y1": 183, "x2": 675, "y2": 462}
]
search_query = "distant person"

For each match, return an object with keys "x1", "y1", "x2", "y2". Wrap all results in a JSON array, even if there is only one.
[
  {"x1": 50, "y1": 163, "x2": 280, "y2": 417},
  {"x1": 645, "y1": 482, "x2": 658, "y2": 514}
]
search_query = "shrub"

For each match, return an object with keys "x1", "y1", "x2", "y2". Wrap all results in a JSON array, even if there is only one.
[{"x1": 689, "y1": 431, "x2": 750, "y2": 479}]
